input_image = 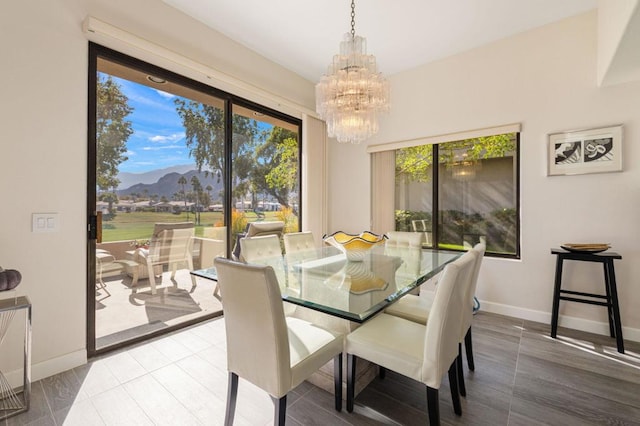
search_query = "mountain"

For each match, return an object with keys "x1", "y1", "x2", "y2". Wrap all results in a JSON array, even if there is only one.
[
  {"x1": 117, "y1": 169, "x2": 224, "y2": 201},
  {"x1": 117, "y1": 164, "x2": 196, "y2": 189}
]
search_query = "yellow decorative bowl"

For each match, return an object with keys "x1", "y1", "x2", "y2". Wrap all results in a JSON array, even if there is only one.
[{"x1": 323, "y1": 231, "x2": 387, "y2": 262}]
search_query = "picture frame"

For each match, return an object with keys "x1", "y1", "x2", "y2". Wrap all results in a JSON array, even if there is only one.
[{"x1": 548, "y1": 125, "x2": 623, "y2": 176}]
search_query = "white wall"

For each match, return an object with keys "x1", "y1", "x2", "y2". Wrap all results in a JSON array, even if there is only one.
[
  {"x1": 0, "y1": 0, "x2": 315, "y2": 381},
  {"x1": 597, "y1": 0, "x2": 640, "y2": 86},
  {"x1": 329, "y1": 11, "x2": 640, "y2": 339},
  {"x1": 2, "y1": 1, "x2": 639, "y2": 383}
]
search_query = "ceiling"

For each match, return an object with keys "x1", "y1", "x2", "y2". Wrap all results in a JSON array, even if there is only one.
[{"x1": 162, "y1": 0, "x2": 597, "y2": 83}]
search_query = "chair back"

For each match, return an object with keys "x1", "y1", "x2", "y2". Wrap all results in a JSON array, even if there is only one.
[
  {"x1": 240, "y1": 235, "x2": 282, "y2": 263},
  {"x1": 148, "y1": 222, "x2": 194, "y2": 263},
  {"x1": 461, "y1": 243, "x2": 485, "y2": 332},
  {"x1": 214, "y1": 257, "x2": 291, "y2": 396},
  {"x1": 421, "y1": 250, "x2": 475, "y2": 388},
  {"x1": 245, "y1": 221, "x2": 285, "y2": 238},
  {"x1": 283, "y1": 231, "x2": 315, "y2": 254},
  {"x1": 385, "y1": 231, "x2": 424, "y2": 248}
]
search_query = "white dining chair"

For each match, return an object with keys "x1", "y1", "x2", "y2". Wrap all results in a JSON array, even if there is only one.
[
  {"x1": 283, "y1": 231, "x2": 316, "y2": 254},
  {"x1": 385, "y1": 230, "x2": 424, "y2": 248},
  {"x1": 240, "y1": 234, "x2": 282, "y2": 263},
  {"x1": 345, "y1": 250, "x2": 476, "y2": 425},
  {"x1": 214, "y1": 258, "x2": 344, "y2": 426},
  {"x1": 233, "y1": 220, "x2": 284, "y2": 260},
  {"x1": 383, "y1": 243, "x2": 485, "y2": 396},
  {"x1": 460, "y1": 243, "x2": 485, "y2": 372},
  {"x1": 240, "y1": 234, "x2": 296, "y2": 315}
]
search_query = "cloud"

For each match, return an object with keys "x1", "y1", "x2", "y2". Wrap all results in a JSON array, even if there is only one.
[
  {"x1": 149, "y1": 133, "x2": 185, "y2": 143},
  {"x1": 155, "y1": 89, "x2": 175, "y2": 99},
  {"x1": 142, "y1": 144, "x2": 183, "y2": 151}
]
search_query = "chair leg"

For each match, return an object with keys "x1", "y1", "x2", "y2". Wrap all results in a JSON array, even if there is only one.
[
  {"x1": 334, "y1": 354, "x2": 343, "y2": 412},
  {"x1": 187, "y1": 256, "x2": 197, "y2": 287},
  {"x1": 224, "y1": 372, "x2": 238, "y2": 426},
  {"x1": 448, "y1": 361, "x2": 462, "y2": 416},
  {"x1": 170, "y1": 262, "x2": 178, "y2": 279},
  {"x1": 272, "y1": 395, "x2": 287, "y2": 426},
  {"x1": 465, "y1": 327, "x2": 475, "y2": 371},
  {"x1": 426, "y1": 386, "x2": 440, "y2": 426},
  {"x1": 146, "y1": 261, "x2": 158, "y2": 295},
  {"x1": 457, "y1": 344, "x2": 466, "y2": 397},
  {"x1": 347, "y1": 354, "x2": 356, "y2": 413}
]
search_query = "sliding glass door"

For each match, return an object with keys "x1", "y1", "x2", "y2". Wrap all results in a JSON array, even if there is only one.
[{"x1": 88, "y1": 44, "x2": 301, "y2": 355}]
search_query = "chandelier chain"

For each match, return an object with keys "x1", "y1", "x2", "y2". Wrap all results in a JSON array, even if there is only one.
[{"x1": 350, "y1": 0, "x2": 356, "y2": 39}]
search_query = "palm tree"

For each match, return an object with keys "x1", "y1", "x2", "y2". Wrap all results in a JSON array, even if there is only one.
[
  {"x1": 191, "y1": 175, "x2": 202, "y2": 225},
  {"x1": 178, "y1": 175, "x2": 188, "y2": 220},
  {"x1": 206, "y1": 184, "x2": 213, "y2": 204}
]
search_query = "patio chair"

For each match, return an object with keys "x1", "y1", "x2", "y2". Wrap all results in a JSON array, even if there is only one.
[{"x1": 136, "y1": 222, "x2": 197, "y2": 295}]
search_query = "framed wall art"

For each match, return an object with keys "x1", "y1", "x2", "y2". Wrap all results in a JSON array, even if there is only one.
[{"x1": 548, "y1": 125, "x2": 622, "y2": 176}]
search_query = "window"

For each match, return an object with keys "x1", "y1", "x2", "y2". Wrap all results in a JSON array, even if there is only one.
[{"x1": 394, "y1": 132, "x2": 520, "y2": 258}]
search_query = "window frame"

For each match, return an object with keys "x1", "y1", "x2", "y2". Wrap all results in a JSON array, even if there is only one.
[
  {"x1": 384, "y1": 131, "x2": 521, "y2": 259},
  {"x1": 395, "y1": 133, "x2": 521, "y2": 259}
]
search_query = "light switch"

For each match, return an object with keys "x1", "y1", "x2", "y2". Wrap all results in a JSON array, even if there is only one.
[{"x1": 32, "y1": 213, "x2": 60, "y2": 233}]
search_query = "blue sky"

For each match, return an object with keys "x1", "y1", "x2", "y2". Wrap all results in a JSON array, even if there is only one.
[
  {"x1": 105, "y1": 73, "x2": 194, "y2": 174},
  {"x1": 102, "y1": 73, "x2": 277, "y2": 176}
]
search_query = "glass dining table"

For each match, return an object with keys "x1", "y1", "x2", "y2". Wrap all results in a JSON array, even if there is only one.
[{"x1": 191, "y1": 245, "x2": 462, "y2": 323}]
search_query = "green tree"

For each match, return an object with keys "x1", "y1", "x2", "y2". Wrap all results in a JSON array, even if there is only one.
[
  {"x1": 96, "y1": 75, "x2": 133, "y2": 213},
  {"x1": 396, "y1": 134, "x2": 516, "y2": 182},
  {"x1": 252, "y1": 127, "x2": 299, "y2": 207},
  {"x1": 174, "y1": 100, "x2": 258, "y2": 206}
]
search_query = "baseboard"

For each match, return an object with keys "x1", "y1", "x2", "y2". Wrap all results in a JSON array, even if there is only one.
[
  {"x1": 4, "y1": 349, "x2": 87, "y2": 388},
  {"x1": 479, "y1": 300, "x2": 640, "y2": 343}
]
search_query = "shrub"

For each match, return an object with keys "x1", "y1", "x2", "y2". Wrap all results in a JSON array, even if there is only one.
[
  {"x1": 276, "y1": 206, "x2": 298, "y2": 233},
  {"x1": 231, "y1": 209, "x2": 247, "y2": 237},
  {"x1": 395, "y1": 210, "x2": 432, "y2": 232}
]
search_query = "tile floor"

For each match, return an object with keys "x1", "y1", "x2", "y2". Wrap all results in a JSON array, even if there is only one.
[{"x1": 4, "y1": 311, "x2": 640, "y2": 425}]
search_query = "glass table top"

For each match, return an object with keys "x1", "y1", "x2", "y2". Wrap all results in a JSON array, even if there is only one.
[{"x1": 192, "y1": 245, "x2": 462, "y2": 323}]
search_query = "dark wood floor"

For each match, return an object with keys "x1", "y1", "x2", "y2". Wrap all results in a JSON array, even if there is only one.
[{"x1": 5, "y1": 311, "x2": 640, "y2": 425}]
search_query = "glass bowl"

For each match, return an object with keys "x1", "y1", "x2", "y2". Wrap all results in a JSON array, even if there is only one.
[{"x1": 323, "y1": 231, "x2": 387, "y2": 262}]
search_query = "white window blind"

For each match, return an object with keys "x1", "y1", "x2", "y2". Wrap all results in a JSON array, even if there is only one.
[
  {"x1": 302, "y1": 115, "x2": 328, "y2": 243},
  {"x1": 370, "y1": 150, "x2": 396, "y2": 234}
]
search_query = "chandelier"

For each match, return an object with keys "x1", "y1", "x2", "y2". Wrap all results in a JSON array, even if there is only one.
[{"x1": 315, "y1": 0, "x2": 389, "y2": 144}]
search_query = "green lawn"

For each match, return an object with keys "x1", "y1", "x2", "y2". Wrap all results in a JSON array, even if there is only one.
[{"x1": 101, "y1": 210, "x2": 277, "y2": 242}]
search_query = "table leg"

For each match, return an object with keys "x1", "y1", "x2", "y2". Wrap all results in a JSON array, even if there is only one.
[
  {"x1": 602, "y1": 263, "x2": 615, "y2": 338},
  {"x1": 550, "y1": 256, "x2": 564, "y2": 338},
  {"x1": 605, "y1": 260, "x2": 625, "y2": 353}
]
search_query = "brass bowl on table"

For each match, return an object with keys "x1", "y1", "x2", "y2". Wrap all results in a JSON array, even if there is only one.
[{"x1": 560, "y1": 243, "x2": 611, "y2": 253}]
